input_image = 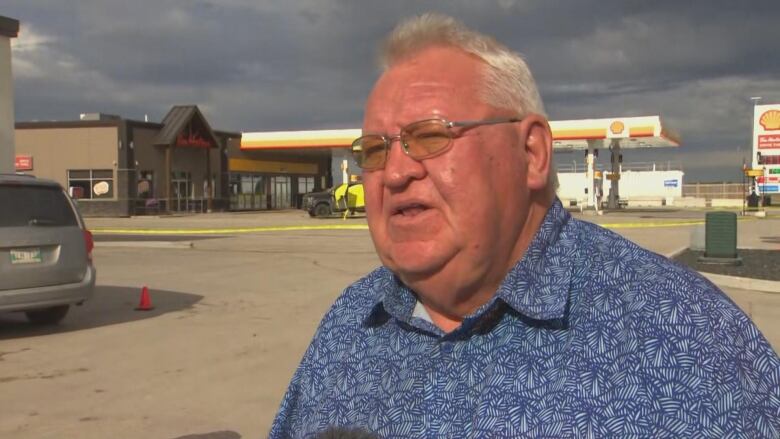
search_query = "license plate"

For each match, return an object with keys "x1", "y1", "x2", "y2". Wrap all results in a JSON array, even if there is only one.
[{"x1": 10, "y1": 248, "x2": 43, "y2": 265}]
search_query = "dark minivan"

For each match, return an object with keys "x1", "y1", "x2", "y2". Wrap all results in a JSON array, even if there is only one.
[{"x1": 0, "y1": 174, "x2": 95, "y2": 324}]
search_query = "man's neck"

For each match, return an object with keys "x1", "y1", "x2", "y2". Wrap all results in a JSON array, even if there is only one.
[{"x1": 411, "y1": 196, "x2": 553, "y2": 333}]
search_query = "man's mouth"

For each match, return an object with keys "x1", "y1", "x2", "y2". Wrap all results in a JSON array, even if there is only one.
[{"x1": 393, "y1": 203, "x2": 429, "y2": 217}]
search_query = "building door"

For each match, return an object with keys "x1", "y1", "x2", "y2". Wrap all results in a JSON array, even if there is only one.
[
  {"x1": 270, "y1": 176, "x2": 291, "y2": 209},
  {"x1": 296, "y1": 176, "x2": 315, "y2": 208},
  {"x1": 172, "y1": 172, "x2": 191, "y2": 212}
]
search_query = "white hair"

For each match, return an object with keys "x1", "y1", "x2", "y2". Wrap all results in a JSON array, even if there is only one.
[
  {"x1": 379, "y1": 13, "x2": 557, "y2": 193},
  {"x1": 379, "y1": 13, "x2": 546, "y2": 118}
]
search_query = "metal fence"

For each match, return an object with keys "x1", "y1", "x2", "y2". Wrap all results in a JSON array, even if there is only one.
[
  {"x1": 133, "y1": 198, "x2": 224, "y2": 214},
  {"x1": 556, "y1": 161, "x2": 683, "y2": 173},
  {"x1": 682, "y1": 183, "x2": 744, "y2": 199}
]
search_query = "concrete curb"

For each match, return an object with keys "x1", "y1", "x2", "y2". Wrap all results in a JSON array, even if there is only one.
[
  {"x1": 665, "y1": 246, "x2": 780, "y2": 294},
  {"x1": 698, "y1": 272, "x2": 780, "y2": 294},
  {"x1": 665, "y1": 246, "x2": 689, "y2": 259},
  {"x1": 95, "y1": 241, "x2": 194, "y2": 249}
]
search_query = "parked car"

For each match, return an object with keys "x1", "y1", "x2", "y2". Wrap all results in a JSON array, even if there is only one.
[
  {"x1": 302, "y1": 183, "x2": 365, "y2": 217},
  {"x1": 0, "y1": 174, "x2": 96, "y2": 324}
]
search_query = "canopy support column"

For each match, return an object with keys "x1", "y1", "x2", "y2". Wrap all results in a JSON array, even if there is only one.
[
  {"x1": 165, "y1": 144, "x2": 172, "y2": 213},
  {"x1": 608, "y1": 140, "x2": 621, "y2": 209},
  {"x1": 205, "y1": 147, "x2": 212, "y2": 212},
  {"x1": 585, "y1": 140, "x2": 597, "y2": 209}
]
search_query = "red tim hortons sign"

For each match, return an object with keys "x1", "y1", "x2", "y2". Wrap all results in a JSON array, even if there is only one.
[
  {"x1": 176, "y1": 131, "x2": 212, "y2": 148},
  {"x1": 15, "y1": 155, "x2": 33, "y2": 171},
  {"x1": 758, "y1": 135, "x2": 780, "y2": 149},
  {"x1": 175, "y1": 122, "x2": 213, "y2": 148}
]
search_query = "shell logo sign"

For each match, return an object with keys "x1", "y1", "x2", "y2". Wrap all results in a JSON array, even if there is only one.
[
  {"x1": 755, "y1": 104, "x2": 780, "y2": 151},
  {"x1": 609, "y1": 121, "x2": 625, "y2": 135},
  {"x1": 759, "y1": 109, "x2": 780, "y2": 131}
]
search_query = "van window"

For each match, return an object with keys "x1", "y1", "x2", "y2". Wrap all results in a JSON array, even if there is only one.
[{"x1": 0, "y1": 185, "x2": 78, "y2": 227}]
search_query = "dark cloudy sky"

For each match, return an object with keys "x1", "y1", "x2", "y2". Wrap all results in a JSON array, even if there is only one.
[{"x1": 4, "y1": 0, "x2": 780, "y2": 181}]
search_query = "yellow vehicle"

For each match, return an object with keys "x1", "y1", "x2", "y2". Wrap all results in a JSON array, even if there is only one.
[{"x1": 301, "y1": 183, "x2": 365, "y2": 217}]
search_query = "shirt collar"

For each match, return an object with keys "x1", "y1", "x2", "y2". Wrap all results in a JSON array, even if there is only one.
[
  {"x1": 495, "y1": 198, "x2": 574, "y2": 321},
  {"x1": 364, "y1": 270, "x2": 434, "y2": 330},
  {"x1": 364, "y1": 198, "x2": 574, "y2": 327}
]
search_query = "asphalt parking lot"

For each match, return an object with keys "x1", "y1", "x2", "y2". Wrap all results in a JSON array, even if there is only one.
[{"x1": 1, "y1": 208, "x2": 778, "y2": 439}]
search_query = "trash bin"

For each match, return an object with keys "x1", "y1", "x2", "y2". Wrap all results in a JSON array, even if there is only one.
[
  {"x1": 699, "y1": 211, "x2": 741, "y2": 265},
  {"x1": 747, "y1": 192, "x2": 760, "y2": 208},
  {"x1": 704, "y1": 211, "x2": 737, "y2": 259}
]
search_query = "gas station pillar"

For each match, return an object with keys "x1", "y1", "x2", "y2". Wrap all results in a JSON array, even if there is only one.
[
  {"x1": 585, "y1": 140, "x2": 598, "y2": 209},
  {"x1": 608, "y1": 139, "x2": 622, "y2": 209}
]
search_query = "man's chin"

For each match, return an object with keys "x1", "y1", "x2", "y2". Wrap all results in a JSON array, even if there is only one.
[{"x1": 382, "y1": 245, "x2": 451, "y2": 280}]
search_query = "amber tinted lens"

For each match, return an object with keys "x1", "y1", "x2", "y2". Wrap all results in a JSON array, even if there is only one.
[
  {"x1": 352, "y1": 136, "x2": 387, "y2": 169},
  {"x1": 403, "y1": 120, "x2": 452, "y2": 158}
]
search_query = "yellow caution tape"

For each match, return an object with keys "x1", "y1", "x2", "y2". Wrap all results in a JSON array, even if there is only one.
[
  {"x1": 91, "y1": 224, "x2": 369, "y2": 235},
  {"x1": 91, "y1": 216, "x2": 756, "y2": 235}
]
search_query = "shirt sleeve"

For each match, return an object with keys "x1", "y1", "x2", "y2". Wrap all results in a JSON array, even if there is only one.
[
  {"x1": 705, "y1": 304, "x2": 780, "y2": 438},
  {"x1": 268, "y1": 345, "x2": 309, "y2": 439},
  {"x1": 267, "y1": 281, "x2": 371, "y2": 439}
]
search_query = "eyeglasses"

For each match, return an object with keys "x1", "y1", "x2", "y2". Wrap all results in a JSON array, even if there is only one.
[{"x1": 351, "y1": 117, "x2": 521, "y2": 170}]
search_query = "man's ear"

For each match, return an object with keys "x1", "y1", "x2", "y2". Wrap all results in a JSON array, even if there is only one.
[{"x1": 517, "y1": 114, "x2": 552, "y2": 191}]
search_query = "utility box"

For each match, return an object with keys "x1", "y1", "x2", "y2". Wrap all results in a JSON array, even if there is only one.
[{"x1": 700, "y1": 211, "x2": 741, "y2": 265}]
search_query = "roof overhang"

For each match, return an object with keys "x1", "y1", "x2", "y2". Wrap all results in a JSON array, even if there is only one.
[
  {"x1": 241, "y1": 129, "x2": 361, "y2": 150},
  {"x1": 0, "y1": 16, "x2": 20, "y2": 38},
  {"x1": 154, "y1": 106, "x2": 221, "y2": 149},
  {"x1": 550, "y1": 115, "x2": 680, "y2": 151}
]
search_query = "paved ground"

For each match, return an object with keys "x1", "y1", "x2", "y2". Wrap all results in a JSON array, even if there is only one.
[
  {"x1": 0, "y1": 207, "x2": 777, "y2": 439},
  {"x1": 674, "y1": 249, "x2": 780, "y2": 281}
]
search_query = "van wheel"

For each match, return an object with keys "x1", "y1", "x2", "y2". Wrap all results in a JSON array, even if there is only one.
[
  {"x1": 314, "y1": 203, "x2": 331, "y2": 217},
  {"x1": 25, "y1": 305, "x2": 70, "y2": 325}
]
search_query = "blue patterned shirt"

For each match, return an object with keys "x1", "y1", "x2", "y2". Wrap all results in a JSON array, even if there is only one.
[{"x1": 270, "y1": 199, "x2": 780, "y2": 438}]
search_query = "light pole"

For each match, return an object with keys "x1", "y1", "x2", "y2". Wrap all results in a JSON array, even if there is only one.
[
  {"x1": 750, "y1": 97, "x2": 762, "y2": 210},
  {"x1": 742, "y1": 155, "x2": 746, "y2": 216}
]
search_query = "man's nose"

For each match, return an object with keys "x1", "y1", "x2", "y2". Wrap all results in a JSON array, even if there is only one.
[{"x1": 382, "y1": 138, "x2": 426, "y2": 188}]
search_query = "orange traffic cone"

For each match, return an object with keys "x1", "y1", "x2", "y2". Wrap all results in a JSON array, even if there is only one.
[{"x1": 135, "y1": 286, "x2": 154, "y2": 311}]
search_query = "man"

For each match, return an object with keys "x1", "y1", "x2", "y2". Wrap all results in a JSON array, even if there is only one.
[{"x1": 271, "y1": 13, "x2": 780, "y2": 438}]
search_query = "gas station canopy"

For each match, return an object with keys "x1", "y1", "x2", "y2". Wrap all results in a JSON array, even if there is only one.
[
  {"x1": 241, "y1": 128, "x2": 360, "y2": 150},
  {"x1": 550, "y1": 115, "x2": 680, "y2": 151},
  {"x1": 241, "y1": 115, "x2": 679, "y2": 152},
  {"x1": 239, "y1": 115, "x2": 682, "y2": 211}
]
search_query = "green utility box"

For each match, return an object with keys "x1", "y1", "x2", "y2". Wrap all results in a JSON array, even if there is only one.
[{"x1": 700, "y1": 211, "x2": 741, "y2": 264}]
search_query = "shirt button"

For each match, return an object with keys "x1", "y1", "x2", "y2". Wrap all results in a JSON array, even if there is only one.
[{"x1": 441, "y1": 342, "x2": 453, "y2": 354}]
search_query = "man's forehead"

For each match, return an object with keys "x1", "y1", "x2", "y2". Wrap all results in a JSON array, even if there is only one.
[
  {"x1": 365, "y1": 74, "x2": 481, "y2": 128},
  {"x1": 374, "y1": 80, "x2": 458, "y2": 99}
]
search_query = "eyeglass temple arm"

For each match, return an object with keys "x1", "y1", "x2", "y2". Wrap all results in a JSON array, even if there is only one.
[{"x1": 448, "y1": 117, "x2": 521, "y2": 128}]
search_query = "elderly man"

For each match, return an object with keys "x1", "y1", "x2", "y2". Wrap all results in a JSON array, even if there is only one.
[{"x1": 271, "y1": 13, "x2": 780, "y2": 438}]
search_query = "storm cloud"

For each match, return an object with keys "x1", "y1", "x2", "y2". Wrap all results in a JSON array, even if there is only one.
[{"x1": 5, "y1": 0, "x2": 780, "y2": 181}]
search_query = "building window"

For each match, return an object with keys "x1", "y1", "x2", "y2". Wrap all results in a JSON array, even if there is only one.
[
  {"x1": 67, "y1": 169, "x2": 114, "y2": 200},
  {"x1": 298, "y1": 176, "x2": 315, "y2": 194},
  {"x1": 138, "y1": 171, "x2": 154, "y2": 199},
  {"x1": 229, "y1": 173, "x2": 267, "y2": 210}
]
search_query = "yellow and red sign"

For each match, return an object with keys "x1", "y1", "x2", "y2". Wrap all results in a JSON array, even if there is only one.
[{"x1": 759, "y1": 109, "x2": 780, "y2": 130}]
